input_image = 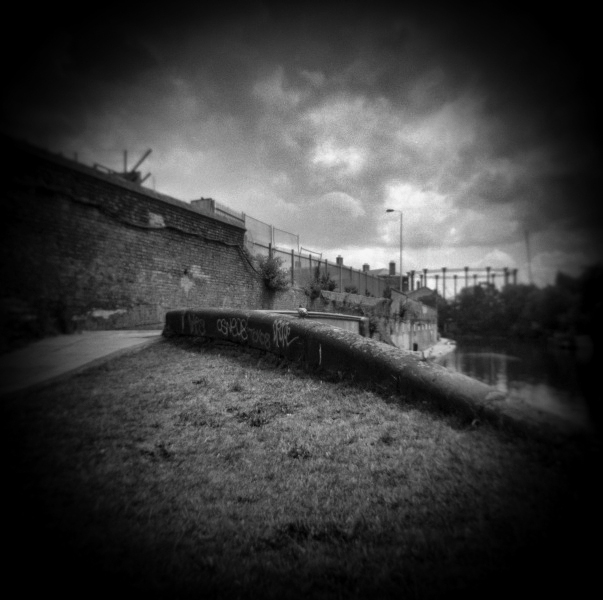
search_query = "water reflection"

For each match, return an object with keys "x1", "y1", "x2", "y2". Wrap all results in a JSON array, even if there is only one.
[{"x1": 436, "y1": 338, "x2": 593, "y2": 428}]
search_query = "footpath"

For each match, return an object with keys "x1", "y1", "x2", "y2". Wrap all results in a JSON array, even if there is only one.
[
  {"x1": 0, "y1": 329, "x2": 455, "y2": 399},
  {"x1": 0, "y1": 330, "x2": 163, "y2": 397}
]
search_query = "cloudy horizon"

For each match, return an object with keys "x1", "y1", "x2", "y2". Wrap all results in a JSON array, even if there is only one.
[{"x1": 3, "y1": 3, "x2": 601, "y2": 289}]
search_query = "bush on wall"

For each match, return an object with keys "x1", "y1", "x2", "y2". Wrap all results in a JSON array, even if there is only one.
[
  {"x1": 256, "y1": 255, "x2": 290, "y2": 291},
  {"x1": 304, "y1": 266, "x2": 338, "y2": 300}
]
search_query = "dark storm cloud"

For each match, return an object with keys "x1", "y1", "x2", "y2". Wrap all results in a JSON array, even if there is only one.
[
  {"x1": 6, "y1": 5, "x2": 598, "y2": 147},
  {"x1": 403, "y1": 8, "x2": 601, "y2": 210},
  {"x1": 2, "y1": 3, "x2": 601, "y2": 282},
  {"x1": 1, "y1": 7, "x2": 159, "y2": 145}
]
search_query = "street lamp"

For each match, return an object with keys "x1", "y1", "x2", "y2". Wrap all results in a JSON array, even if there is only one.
[{"x1": 386, "y1": 208, "x2": 402, "y2": 291}]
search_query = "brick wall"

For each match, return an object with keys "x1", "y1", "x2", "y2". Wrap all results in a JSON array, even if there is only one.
[
  {"x1": 0, "y1": 136, "x2": 264, "y2": 349},
  {"x1": 0, "y1": 136, "x2": 439, "y2": 353}
]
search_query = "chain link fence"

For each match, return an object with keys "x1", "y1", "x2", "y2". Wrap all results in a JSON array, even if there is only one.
[
  {"x1": 244, "y1": 215, "x2": 300, "y2": 253},
  {"x1": 193, "y1": 200, "x2": 387, "y2": 297},
  {"x1": 246, "y1": 240, "x2": 387, "y2": 298}
]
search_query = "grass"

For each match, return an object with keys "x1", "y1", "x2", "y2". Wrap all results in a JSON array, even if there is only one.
[{"x1": 3, "y1": 336, "x2": 601, "y2": 599}]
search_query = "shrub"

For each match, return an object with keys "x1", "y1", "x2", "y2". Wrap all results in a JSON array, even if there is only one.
[
  {"x1": 256, "y1": 255, "x2": 290, "y2": 291},
  {"x1": 304, "y1": 266, "x2": 338, "y2": 299}
]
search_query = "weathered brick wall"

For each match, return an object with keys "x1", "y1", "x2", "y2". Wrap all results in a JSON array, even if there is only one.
[
  {"x1": 0, "y1": 136, "x2": 440, "y2": 353},
  {"x1": 1, "y1": 136, "x2": 264, "y2": 349}
]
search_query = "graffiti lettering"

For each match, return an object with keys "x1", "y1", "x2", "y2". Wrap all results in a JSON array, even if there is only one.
[
  {"x1": 247, "y1": 326, "x2": 271, "y2": 350},
  {"x1": 216, "y1": 317, "x2": 248, "y2": 342},
  {"x1": 187, "y1": 313, "x2": 206, "y2": 336},
  {"x1": 230, "y1": 317, "x2": 248, "y2": 342},
  {"x1": 216, "y1": 318, "x2": 229, "y2": 336},
  {"x1": 216, "y1": 318, "x2": 229, "y2": 337},
  {"x1": 273, "y1": 319, "x2": 299, "y2": 349}
]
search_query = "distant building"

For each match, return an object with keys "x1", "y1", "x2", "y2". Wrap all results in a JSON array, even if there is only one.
[
  {"x1": 407, "y1": 286, "x2": 436, "y2": 301},
  {"x1": 368, "y1": 261, "x2": 408, "y2": 292}
]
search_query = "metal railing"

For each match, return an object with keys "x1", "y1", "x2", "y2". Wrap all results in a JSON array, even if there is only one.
[
  {"x1": 192, "y1": 199, "x2": 387, "y2": 297},
  {"x1": 247, "y1": 240, "x2": 387, "y2": 298},
  {"x1": 244, "y1": 214, "x2": 300, "y2": 252}
]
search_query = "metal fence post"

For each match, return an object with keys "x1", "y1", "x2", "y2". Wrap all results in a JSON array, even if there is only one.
[{"x1": 291, "y1": 249, "x2": 295, "y2": 286}]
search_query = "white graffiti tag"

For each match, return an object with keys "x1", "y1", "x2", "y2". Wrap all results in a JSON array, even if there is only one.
[
  {"x1": 186, "y1": 313, "x2": 206, "y2": 336},
  {"x1": 216, "y1": 318, "x2": 229, "y2": 336},
  {"x1": 216, "y1": 317, "x2": 248, "y2": 342},
  {"x1": 247, "y1": 326, "x2": 271, "y2": 350},
  {"x1": 272, "y1": 319, "x2": 299, "y2": 349}
]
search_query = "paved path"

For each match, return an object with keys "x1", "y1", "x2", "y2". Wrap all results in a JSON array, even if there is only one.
[
  {"x1": 0, "y1": 330, "x2": 451, "y2": 398},
  {"x1": 0, "y1": 330, "x2": 163, "y2": 397}
]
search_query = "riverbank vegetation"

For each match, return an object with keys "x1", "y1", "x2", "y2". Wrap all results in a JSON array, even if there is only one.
[
  {"x1": 426, "y1": 263, "x2": 602, "y2": 341},
  {"x1": 4, "y1": 337, "x2": 600, "y2": 599}
]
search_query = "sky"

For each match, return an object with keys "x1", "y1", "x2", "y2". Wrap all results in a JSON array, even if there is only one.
[{"x1": 2, "y1": 3, "x2": 601, "y2": 290}]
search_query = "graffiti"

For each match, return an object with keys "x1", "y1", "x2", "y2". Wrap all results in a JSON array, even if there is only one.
[
  {"x1": 247, "y1": 326, "x2": 271, "y2": 350},
  {"x1": 187, "y1": 312, "x2": 206, "y2": 336},
  {"x1": 216, "y1": 318, "x2": 229, "y2": 337},
  {"x1": 215, "y1": 317, "x2": 271, "y2": 349},
  {"x1": 217, "y1": 317, "x2": 248, "y2": 342},
  {"x1": 273, "y1": 319, "x2": 299, "y2": 349}
]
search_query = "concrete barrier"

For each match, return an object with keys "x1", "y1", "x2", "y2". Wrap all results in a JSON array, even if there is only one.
[
  {"x1": 256, "y1": 309, "x2": 370, "y2": 337},
  {"x1": 163, "y1": 308, "x2": 587, "y2": 439}
]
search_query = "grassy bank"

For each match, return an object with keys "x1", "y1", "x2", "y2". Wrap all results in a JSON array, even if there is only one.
[{"x1": 3, "y1": 337, "x2": 601, "y2": 599}]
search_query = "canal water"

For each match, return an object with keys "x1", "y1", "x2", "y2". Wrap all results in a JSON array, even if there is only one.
[{"x1": 435, "y1": 337, "x2": 595, "y2": 430}]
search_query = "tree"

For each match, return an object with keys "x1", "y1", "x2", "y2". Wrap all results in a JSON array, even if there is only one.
[
  {"x1": 500, "y1": 283, "x2": 540, "y2": 337},
  {"x1": 442, "y1": 263, "x2": 602, "y2": 339},
  {"x1": 451, "y1": 284, "x2": 504, "y2": 335}
]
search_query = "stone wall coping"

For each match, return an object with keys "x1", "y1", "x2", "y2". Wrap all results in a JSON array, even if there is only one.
[
  {"x1": 256, "y1": 309, "x2": 368, "y2": 322},
  {"x1": 164, "y1": 308, "x2": 585, "y2": 441}
]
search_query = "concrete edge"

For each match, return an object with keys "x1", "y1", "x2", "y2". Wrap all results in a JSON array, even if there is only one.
[
  {"x1": 164, "y1": 308, "x2": 589, "y2": 441},
  {"x1": 0, "y1": 336, "x2": 164, "y2": 400}
]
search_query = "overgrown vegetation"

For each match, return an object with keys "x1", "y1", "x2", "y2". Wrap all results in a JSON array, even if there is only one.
[
  {"x1": 4, "y1": 338, "x2": 600, "y2": 599},
  {"x1": 304, "y1": 265, "x2": 338, "y2": 299},
  {"x1": 426, "y1": 263, "x2": 603, "y2": 339},
  {"x1": 256, "y1": 254, "x2": 290, "y2": 291}
]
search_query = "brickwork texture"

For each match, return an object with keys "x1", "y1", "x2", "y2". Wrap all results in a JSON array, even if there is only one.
[
  {"x1": 1, "y1": 136, "x2": 264, "y2": 349},
  {"x1": 1, "y1": 135, "x2": 438, "y2": 353}
]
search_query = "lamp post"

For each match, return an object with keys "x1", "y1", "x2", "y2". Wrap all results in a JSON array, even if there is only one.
[{"x1": 386, "y1": 208, "x2": 402, "y2": 292}]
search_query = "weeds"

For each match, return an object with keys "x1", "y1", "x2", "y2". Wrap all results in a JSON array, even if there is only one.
[{"x1": 304, "y1": 265, "x2": 338, "y2": 299}]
